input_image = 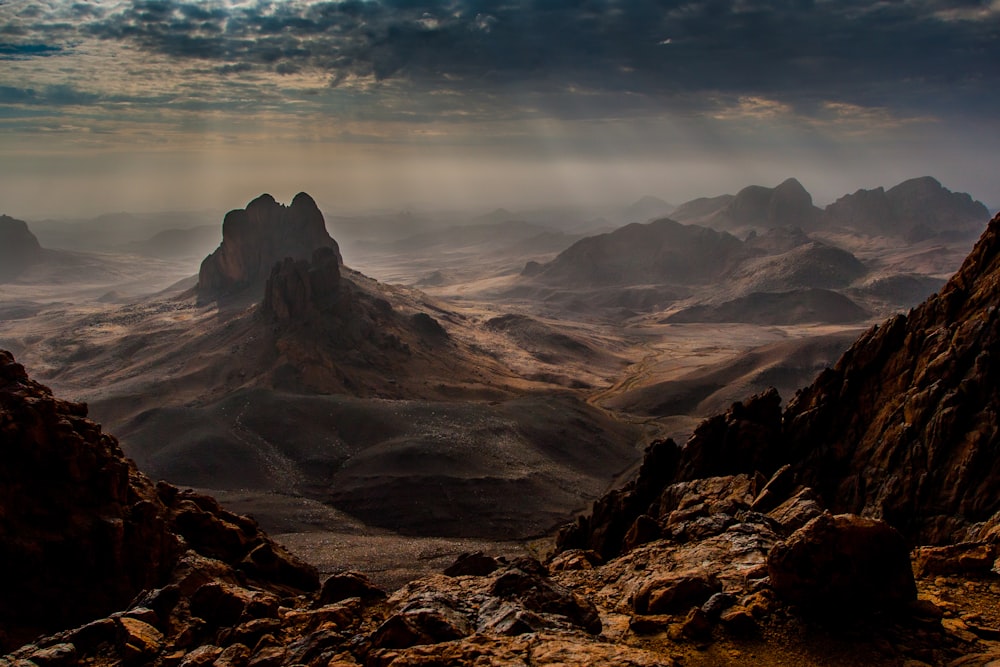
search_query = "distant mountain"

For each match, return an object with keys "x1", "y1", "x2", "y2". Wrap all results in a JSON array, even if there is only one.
[
  {"x1": 669, "y1": 193, "x2": 734, "y2": 223},
  {"x1": 520, "y1": 215, "x2": 881, "y2": 323},
  {"x1": 622, "y1": 195, "x2": 674, "y2": 222},
  {"x1": 29, "y1": 210, "x2": 216, "y2": 251},
  {"x1": 729, "y1": 241, "x2": 868, "y2": 292},
  {"x1": 670, "y1": 176, "x2": 988, "y2": 240},
  {"x1": 825, "y1": 176, "x2": 989, "y2": 239},
  {"x1": 670, "y1": 178, "x2": 821, "y2": 232},
  {"x1": 0, "y1": 215, "x2": 42, "y2": 281},
  {"x1": 124, "y1": 225, "x2": 221, "y2": 261},
  {"x1": 723, "y1": 178, "x2": 822, "y2": 230},
  {"x1": 529, "y1": 218, "x2": 748, "y2": 287}
]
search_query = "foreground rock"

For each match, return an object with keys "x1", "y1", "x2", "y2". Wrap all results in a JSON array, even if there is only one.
[
  {"x1": 784, "y1": 211, "x2": 1000, "y2": 543},
  {"x1": 4, "y1": 347, "x2": 999, "y2": 666},
  {"x1": 0, "y1": 349, "x2": 318, "y2": 653}
]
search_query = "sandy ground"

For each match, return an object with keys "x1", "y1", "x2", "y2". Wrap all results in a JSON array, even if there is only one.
[{"x1": 202, "y1": 489, "x2": 539, "y2": 590}]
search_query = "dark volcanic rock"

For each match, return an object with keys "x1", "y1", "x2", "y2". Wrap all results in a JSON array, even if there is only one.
[
  {"x1": 0, "y1": 215, "x2": 42, "y2": 281},
  {"x1": 0, "y1": 350, "x2": 177, "y2": 648},
  {"x1": 0, "y1": 350, "x2": 317, "y2": 652},
  {"x1": 198, "y1": 192, "x2": 341, "y2": 299},
  {"x1": 767, "y1": 513, "x2": 916, "y2": 613}
]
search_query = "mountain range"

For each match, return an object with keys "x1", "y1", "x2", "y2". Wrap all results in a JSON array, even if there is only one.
[{"x1": 2, "y1": 200, "x2": 999, "y2": 664}]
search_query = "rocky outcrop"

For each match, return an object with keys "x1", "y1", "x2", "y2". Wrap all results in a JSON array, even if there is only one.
[
  {"x1": 783, "y1": 211, "x2": 1000, "y2": 543},
  {"x1": 198, "y1": 193, "x2": 341, "y2": 299},
  {"x1": 825, "y1": 176, "x2": 989, "y2": 239},
  {"x1": 557, "y1": 389, "x2": 784, "y2": 560},
  {"x1": 0, "y1": 350, "x2": 318, "y2": 652},
  {"x1": 0, "y1": 215, "x2": 42, "y2": 281}
]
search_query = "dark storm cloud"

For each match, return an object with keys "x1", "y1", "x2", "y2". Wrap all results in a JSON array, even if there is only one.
[
  {"x1": 76, "y1": 0, "x2": 1000, "y2": 114},
  {"x1": 3, "y1": 0, "x2": 994, "y2": 122}
]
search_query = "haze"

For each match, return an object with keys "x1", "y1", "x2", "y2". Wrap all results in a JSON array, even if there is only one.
[{"x1": 2, "y1": 0, "x2": 999, "y2": 219}]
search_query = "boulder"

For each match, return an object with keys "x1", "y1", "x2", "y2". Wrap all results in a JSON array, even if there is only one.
[
  {"x1": 317, "y1": 572, "x2": 386, "y2": 606},
  {"x1": 767, "y1": 513, "x2": 916, "y2": 613},
  {"x1": 443, "y1": 551, "x2": 502, "y2": 577}
]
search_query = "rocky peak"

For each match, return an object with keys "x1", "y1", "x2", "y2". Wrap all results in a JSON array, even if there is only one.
[
  {"x1": 885, "y1": 176, "x2": 989, "y2": 230},
  {"x1": 727, "y1": 179, "x2": 821, "y2": 228},
  {"x1": 825, "y1": 177, "x2": 988, "y2": 237},
  {"x1": 0, "y1": 215, "x2": 42, "y2": 281},
  {"x1": 197, "y1": 192, "x2": 342, "y2": 299}
]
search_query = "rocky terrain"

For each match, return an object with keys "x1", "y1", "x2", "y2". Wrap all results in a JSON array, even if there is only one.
[
  {"x1": 506, "y1": 176, "x2": 989, "y2": 324},
  {"x1": 0, "y1": 350, "x2": 319, "y2": 655},
  {"x1": 0, "y1": 194, "x2": 642, "y2": 567},
  {"x1": 3, "y1": 215, "x2": 1000, "y2": 667}
]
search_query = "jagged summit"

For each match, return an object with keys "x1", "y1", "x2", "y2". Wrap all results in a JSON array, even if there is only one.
[
  {"x1": 727, "y1": 177, "x2": 821, "y2": 230},
  {"x1": 197, "y1": 192, "x2": 341, "y2": 299}
]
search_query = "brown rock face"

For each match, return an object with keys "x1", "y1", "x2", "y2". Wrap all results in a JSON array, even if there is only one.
[
  {"x1": 0, "y1": 350, "x2": 318, "y2": 652},
  {"x1": 198, "y1": 192, "x2": 341, "y2": 298},
  {"x1": 0, "y1": 350, "x2": 177, "y2": 647},
  {"x1": 557, "y1": 389, "x2": 783, "y2": 560},
  {"x1": 0, "y1": 215, "x2": 42, "y2": 281},
  {"x1": 784, "y1": 211, "x2": 1000, "y2": 543}
]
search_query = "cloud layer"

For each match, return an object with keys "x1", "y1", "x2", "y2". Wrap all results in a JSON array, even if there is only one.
[{"x1": 1, "y1": 1, "x2": 998, "y2": 215}]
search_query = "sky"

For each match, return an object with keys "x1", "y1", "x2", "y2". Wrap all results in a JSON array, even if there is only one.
[{"x1": 1, "y1": 0, "x2": 999, "y2": 219}]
